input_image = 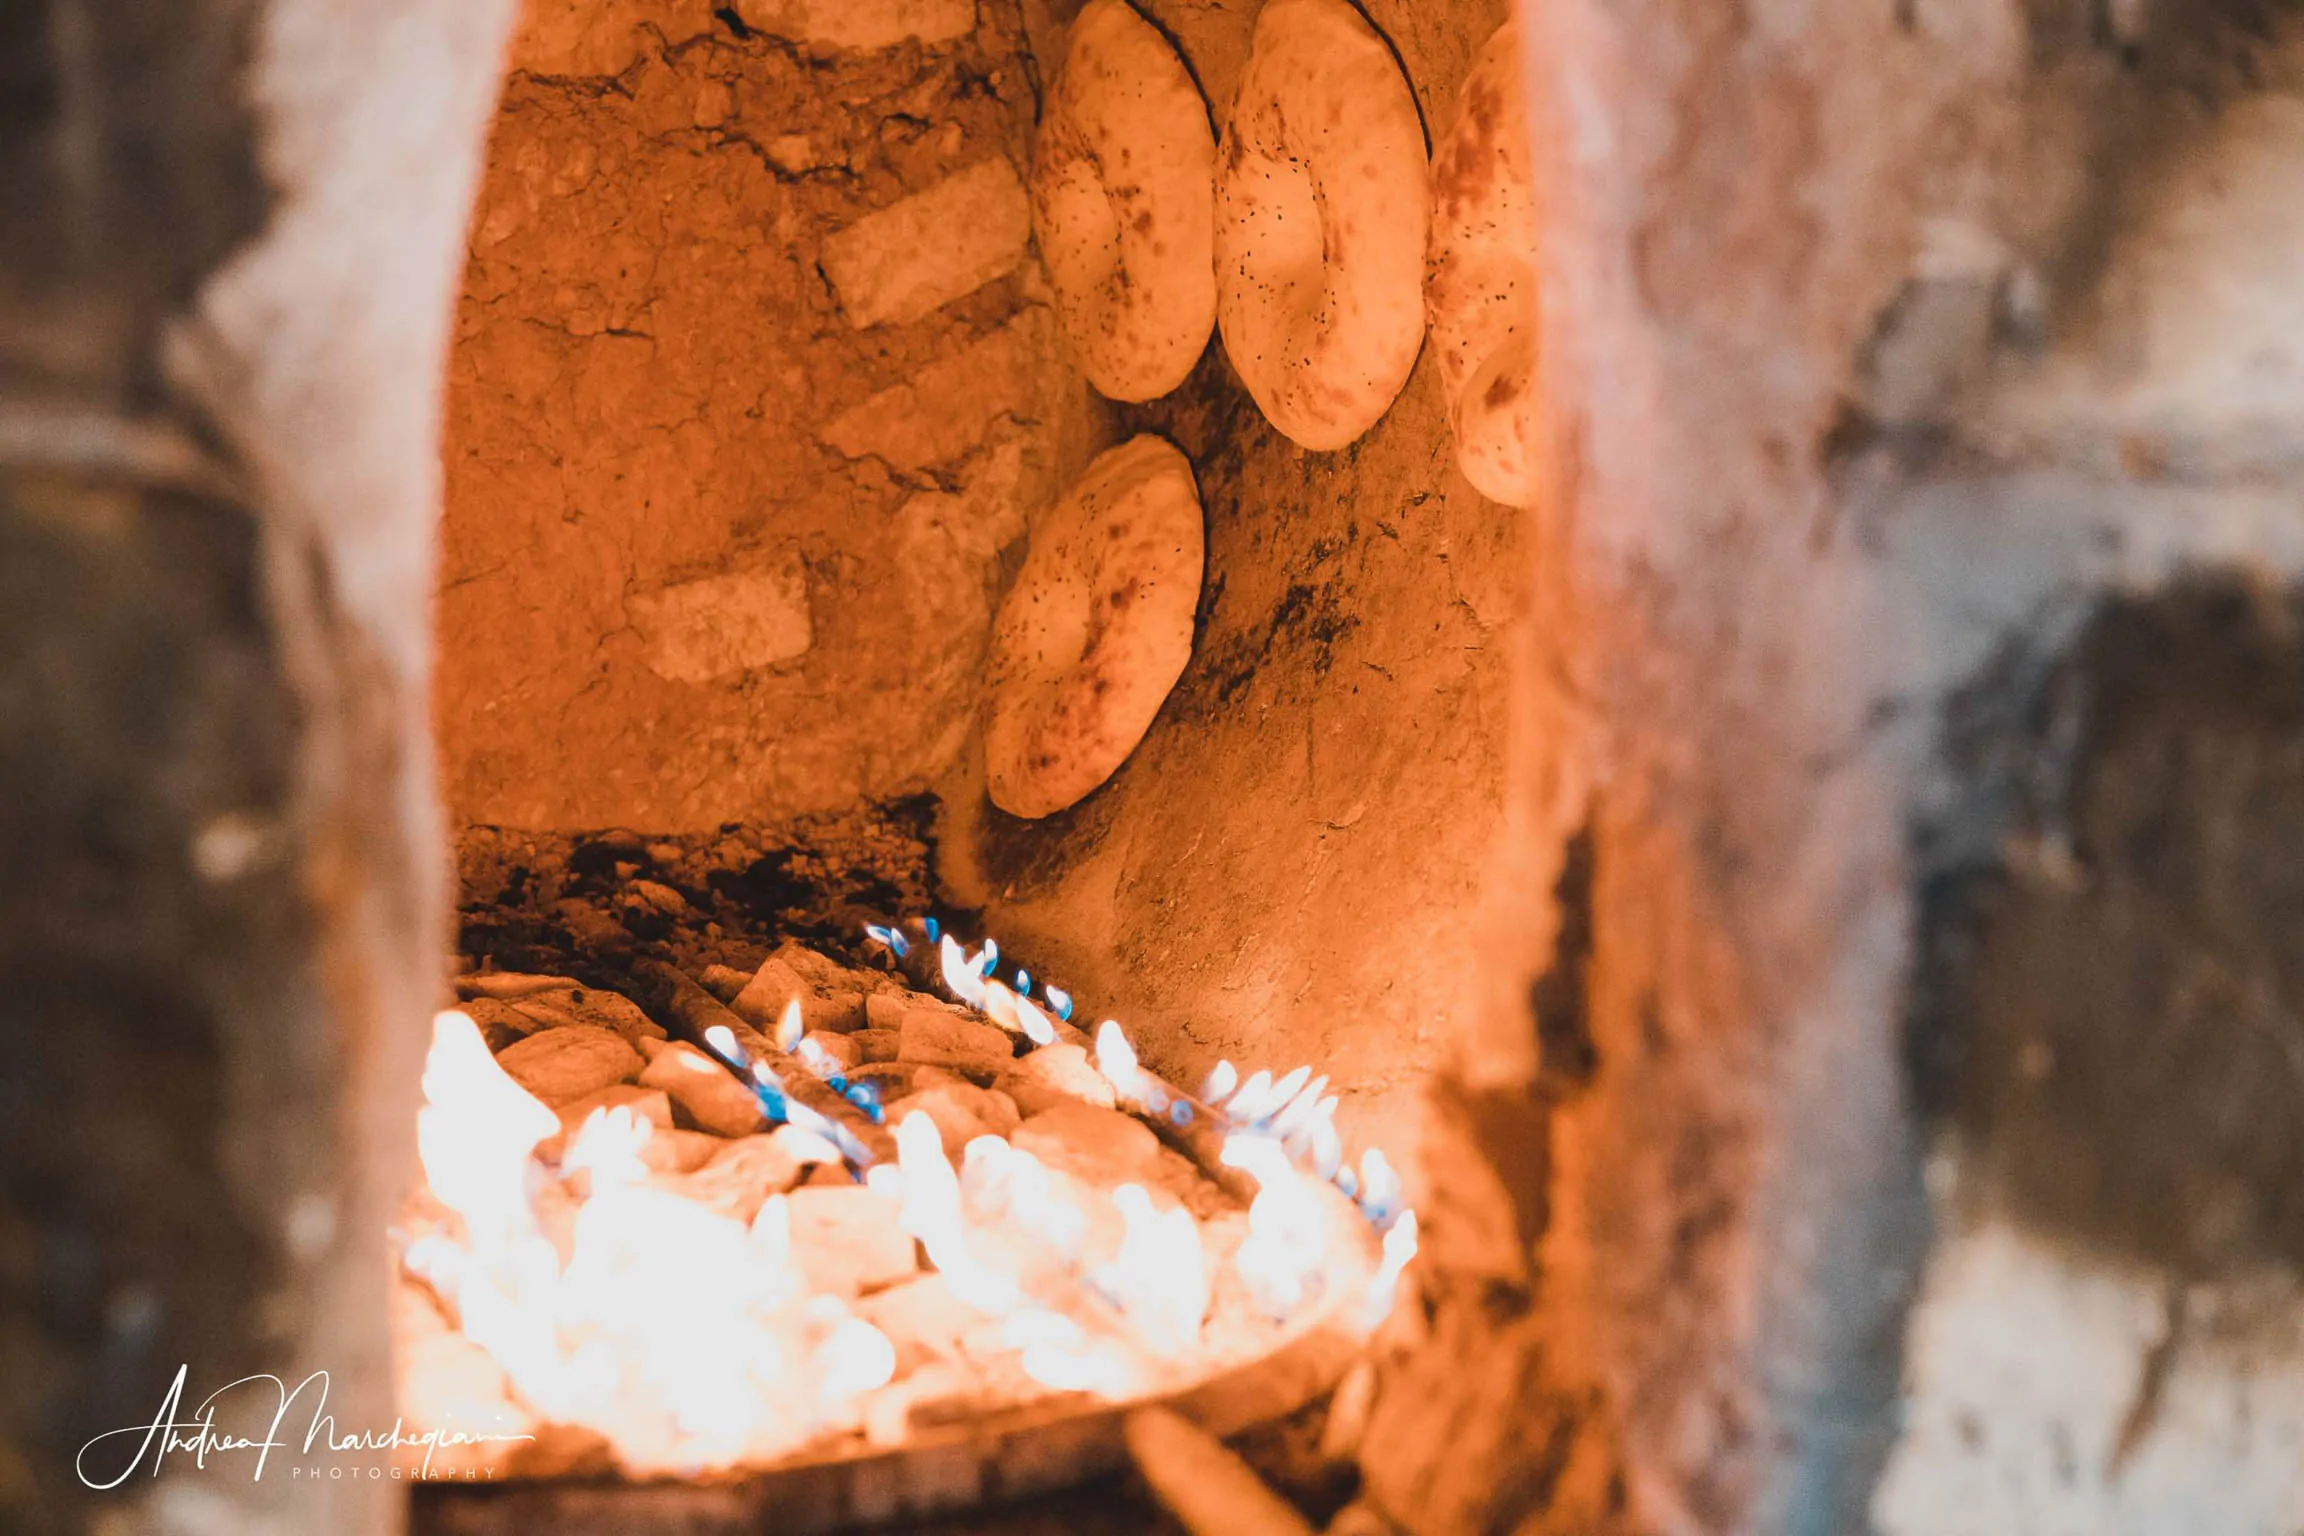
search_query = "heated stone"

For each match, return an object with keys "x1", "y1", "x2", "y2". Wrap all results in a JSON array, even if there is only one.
[
  {"x1": 1144, "y1": 1145, "x2": 1233, "y2": 1221},
  {"x1": 507, "y1": 995, "x2": 580, "y2": 1032},
  {"x1": 548, "y1": 1084, "x2": 672, "y2": 1154},
  {"x1": 564, "y1": 986, "x2": 667, "y2": 1046},
  {"x1": 846, "y1": 1063, "x2": 918, "y2": 1105},
  {"x1": 548, "y1": 898, "x2": 628, "y2": 952},
  {"x1": 700, "y1": 963, "x2": 752, "y2": 1003},
  {"x1": 495, "y1": 1025, "x2": 644, "y2": 1107},
  {"x1": 664, "y1": 1134, "x2": 804, "y2": 1223},
  {"x1": 730, "y1": 957, "x2": 809, "y2": 1025},
  {"x1": 455, "y1": 971, "x2": 588, "y2": 1001},
  {"x1": 820, "y1": 159, "x2": 1032, "y2": 329},
  {"x1": 778, "y1": 941, "x2": 897, "y2": 1015},
  {"x1": 889, "y1": 1080, "x2": 1021, "y2": 1159},
  {"x1": 763, "y1": 1123, "x2": 849, "y2": 1169},
  {"x1": 768, "y1": 941, "x2": 863, "y2": 992},
  {"x1": 993, "y1": 1042, "x2": 1116, "y2": 1115},
  {"x1": 853, "y1": 1272, "x2": 970, "y2": 1372},
  {"x1": 1010, "y1": 1103, "x2": 1158, "y2": 1187},
  {"x1": 457, "y1": 997, "x2": 537, "y2": 1052},
  {"x1": 392, "y1": 1279, "x2": 534, "y2": 1478},
  {"x1": 506, "y1": 984, "x2": 665, "y2": 1049},
  {"x1": 853, "y1": 1027, "x2": 903, "y2": 1064},
  {"x1": 639, "y1": 1040, "x2": 767, "y2": 1137},
  {"x1": 638, "y1": 1129, "x2": 725, "y2": 1175},
  {"x1": 627, "y1": 879, "x2": 687, "y2": 916},
  {"x1": 786, "y1": 1186, "x2": 918, "y2": 1297},
  {"x1": 897, "y1": 1006, "x2": 1016, "y2": 1081},
  {"x1": 810, "y1": 989, "x2": 868, "y2": 1033},
  {"x1": 800, "y1": 1030, "x2": 863, "y2": 1072},
  {"x1": 733, "y1": 957, "x2": 865, "y2": 1034}
]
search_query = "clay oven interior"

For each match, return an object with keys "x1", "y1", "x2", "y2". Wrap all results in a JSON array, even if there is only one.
[
  {"x1": 437, "y1": 0, "x2": 1523, "y2": 1164},
  {"x1": 418, "y1": 1, "x2": 1523, "y2": 1520},
  {"x1": 20, "y1": 0, "x2": 2304, "y2": 1532}
]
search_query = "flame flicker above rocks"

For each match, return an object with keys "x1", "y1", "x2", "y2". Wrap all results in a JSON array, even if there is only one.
[{"x1": 394, "y1": 921, "x2": 1416, "y2": 1480}]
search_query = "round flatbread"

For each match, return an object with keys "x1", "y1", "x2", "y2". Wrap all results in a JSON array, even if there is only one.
[
  {"x1": 983, "y1": 435, "x2": 1204, "y2": 818},
  {"x1": 1427, "y1": 23, "x2": 1541, "y2": 506},
  {"x1": 1031, "y1": 0, "x2": 1217, "y2": 402},
  {"x1": 1214, "y1": 0, "x2": 1429, "y2": 451}
]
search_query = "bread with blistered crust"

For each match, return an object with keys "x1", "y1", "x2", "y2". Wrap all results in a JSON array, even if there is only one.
[
  {"x1": 1031, "y1": 0, "x2": 1217, "y2": 403},
  {"x1": 1427, "y1": 23, "x2": 1542, "y2": 507},
  {"x1": 1214, "y1": 0, "x2": 1428, "y2": 452},
  {"x1": 982, "y1": 434, "x2": 1204, "y2": 819}
]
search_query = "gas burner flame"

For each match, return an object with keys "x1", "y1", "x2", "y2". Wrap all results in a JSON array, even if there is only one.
[
  {"x1": 1094, "y1": 1018, "x2": 1149, "y2": 1105},
  {"x1": 1357, "y1": 1148, "x2": 1404, "y2": 1226},
  {"x1": 1221, "y1": 1134, "x2": 1330, "y2": 1316},
  {"x1": 1095, "y1": 1185, "x2": 1209, "y2": 1353},
  {"x1": 938, "y1": 934, "x2": 991, "y2": 1008},
  {"x1": 1363, "y1": 1210, "x2": 1420, "y2": 1327},
  {"x1": 773, "y1": 996, "x2": 805, "y2": 1053},
  {"x1": 894, "y1": 1112, "x2": 1022, "y2": 1313},
  {"x1": 407, "y1": 1010, "x2": 897, "y2": 1474},
  {"x1": 399, "y1": 930, "x2": 1423, "y2": 1475},
  {"x1": 1012, "y1": 990, "x2": 1057, "y2": 1046},
  {"x1": 886, "y1": 916, "x2": 1419, "y2": 1301}
]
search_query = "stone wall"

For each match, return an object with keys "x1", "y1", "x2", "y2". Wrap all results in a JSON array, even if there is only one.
[
  {"x1": 1352, "y1": 3, "x2": 2304, "y2": 1534},
  {"x1": 0, "y1": 1, "x2": 513, "y2": 1533},
  {"x1": 436, "y1": 0, "x2": 1088, "y2": 831}
]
